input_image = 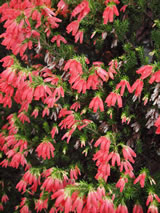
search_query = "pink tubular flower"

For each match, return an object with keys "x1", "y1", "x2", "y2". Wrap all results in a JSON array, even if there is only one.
[
  {"x1": 136, "y1": 65, "x2": 153, "y2": 80},
  {"x1": 71, "y1": 0, "x2": 90, "y2": 21},
  {"x1": 61, "y1": 127, "x2": 76, "y2": 143},
  {"x1": 154, "y1": 115, "x2": 160, "y2": 134},
  {"x1": 96, "y1": 67, "x2": 109, "y2": 82},
  {"x1": 53, "y1": 86, "x2": 64, "y2": 99},
  {"x1": 75, "y1": 30, "x2": 84, "y2": 44},
  {"x1": 31, "y1": 108, "x2": 39, "y2": 118},
  {"x1": 122, "y1": 146, "x2": 136, "y2": 163},
  {"x1": 89, "y1": 96, "x2": 104, "y2": 112},
  {"x1": 41, "y1": 176, "x2": 54, "y2": 192},
  {"x1": 100, "y1": 198, "x2": 115, "y2": 213},
  {"x1": 51, "y1": 35, "x2": 67, "y2": 47},
  {"x1": 0, "y1": 56, "x2": 14, "y2": 67},
  {"x1": 108, "y1": 59, "x2": 118, "y2": 79},
  {"x1": 1, "y1": 194, "x2": 9, "y2": 203},
  {"x1": 57, "y1": 0, "x2": 68, "y2": 16},
  {"x1": 120, "y1": 5, "x2": 128, "y2": 13},
  {"x1": 133, "y1": 204, "x2": 143, "y2": 213},
  {"x1": 36, "y1": 141, "x2": 55, "y2": 160},
  {"x1": 72, "y1": 197, "x2": 84, "y2": 213},
  {"x1": 23, "y1": 170, "x2": 40, "y2": 192},
  {"x1": 42, "y1": 107, "x2": 50, "y2": 117},
  {"x1": 0, "y1": 204, "x2": 3, "y2": 211},
  {"x1": 107, "y1": 151, "x2": 120, "y2": 166},
  {"x1": 116, "y1": 204, "x2": 128, "y2": 213},
  {"x1": 86, "y1": 74, "x2": 99, "y2": 90},
  {"x1": 131, "y1": 79, "x2": 144, "y2": 97},
  {"x1": 94, "y1": 136, "x2": 111, "y2": 151},
  {"x1": 20, "y1": 205, "x2": 31, "y2": 213},
  {"x1": 105, "y1": 92, "x2": 122, "y2": 108},
  {"x1": 120, "y1": 160, "x2": 134, "y2": 174},
  {"x1": 103, "y1": 5, "x2": 119, "y2": 25},
  {"x1": 72, "y1": 78, "x2": 87, "y2": 94},
  {"x1": 149, "y1": 70, "x2": 160, "y2": 84},
  {"x1": 116, "y1": 177, "x2": 128, "y2": 192},
  {"x1": 16, "y1": 179, "x2": 27, "y2": 193},
  {"x1": 146, "y1": 193, "x2": 153, "y2": 206},
  {"x1": 51, "y1": 126, "x2": 58, "y2": 139},
  {"x1": 18, "y1": 112, "x2": 30, "y2": 123},
  {"x1": 35, "y1": 199, "x2": 48, "y2": 212},
  {"x1": 66, "y1": 20, "x2": 80, "y2": 36},
  {"x1": 70, "y1": 102, "x2": 81, "y2": 111},
  {"x1": 147, "y1": 203, "x2": 158, "y2": 213},
  {"x1": 134, "y1": 172, "x2": 146, "y2": 188},
  {"x1": 70, "y1": 165, "x2": 81, "y2": 180},
  {"x1": 116, "y1": 80, "x2": 132, "y2": 95}
]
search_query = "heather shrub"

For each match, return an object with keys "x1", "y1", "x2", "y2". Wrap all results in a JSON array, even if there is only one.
[{"x1": 0, "y1": 0, "x2": 160, "y2": 212}]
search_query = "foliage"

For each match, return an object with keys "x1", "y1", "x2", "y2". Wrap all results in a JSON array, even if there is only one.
[{"x1": 0, "y1": 0, "x2": 160, "y2": 212}]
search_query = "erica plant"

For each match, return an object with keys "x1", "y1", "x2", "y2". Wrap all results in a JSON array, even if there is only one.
[{"x1": 0, "y1": 0, "x2": 160, "y2": 212}]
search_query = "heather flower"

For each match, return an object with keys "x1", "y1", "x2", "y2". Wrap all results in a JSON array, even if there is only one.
[
  {"x1": 72, "y1": 78, "x2": 87, "y2": 94},
  {"x1": 116, "y1": 80, "x2": 132, "y2": 95},
  {"x1": 89, "y1": 96, "x2": 104, "y2": 112},
  {"x1": 116, "y1": 204, "x2": 128, "y2": 213},
  {"x1": 120, "y1": 160, "x2": 134, "y2": 173},
  {"x1": 120, "y1": 5, "x2": 128, "y2": 13},
  {"x1": 42, "y1": 107, "x2": 50, "y2": 117},
  {"x1": 51, "y1": 126, "x2": 58, "y2": 139},
  {"x1": 57, "y1": 0, "x2": 68, "y2": 16},
  {"x1": 75, "y1": 30, "x2": 84, "y2": 44},
  {"x1": 31, "y1": 108, "x2": 39, "y2": 118},
  {"x1": 108, "y1": 60, "x2": 118, "y2": 79},
  {"x1": 103, "y1": 5, "x2": 119, "y2": 25},
  {"x1": 31, "y1": 9, "x2": 42, "y2": 29},
  {"x1": 94, "y1": 136, "x2": 111, "y2": 151},
  {"x1": 96, "y1": 67, "x2": 109, "y2": 82},
  {"x1": 86, "y1": 74, "x2": 99, "y2": 90},
  {"x1": 107, "y1": 151, "x2": 121, "y2": 166},
  {"x1": 134, "y1": 172, "x2": 146, "y2": 188},
  {"x1": 71, "y1": 0, "x2": 90, "y2": 21},
  {"x1": 16, "y1": 179, "x2": 27, "y2": 193},
  {"x1": 70, "y1": 165, "x2": 81, "y2": 180},
  {"x1": 116, "y1": 177, "x2": 128, "y2": 192},
  {"x1": 122, "y1": 146, "x2": 136, "y2": 163},
  {"x1": 18, "y1": 112, "x2": 30, "y2": 124},
  {"x1": 147, "y1": 203, "x2": 158, "y2": 213},
  {"x1": 149, "y1": 70, "x2": 160, "y2": 84},
  {"x1": 0, "y1": 203, "x2": 3, "y2": 211},
  {"x1": 23, "y1": 170, "x2": 40, "y2": 192},
  {"x1": 52, "y1": 86, "x2": 64, "y2": 99},
  {"x1": 100, "y1": 198, "x2": 115, "y2": 213},
  {"x1": 35, "y1": 199, "x2": 48, "y2": 212},
  {"x1": 61, "y1": 127, "x2": 76, "y2": 143},
  {"x1": 51, "y1": 35, "x2": 67, "y2": 47},
  {"x1": 70, "y1": 102, "x2": 81, "y2": 111},
  {"x1": 0, "y1": 159, "x2": 9, "y2": 168},
  {"x1": 1, "y1": 194, "x2": 9, "y2": 203},
  {"x1": 131, "y1": 79, "x2": 143, "y2": 97},
  {"x1": 9, "y1": 152, "x2": 27, "y2": 168},
  {"x1": 0, "y1": 56, "x2": 14, "y2": 67},
  {"x1": 146, "y1": 193, "x2": 154, "y2": 206},
  {"x1": 20, "y1": 205, "x2": 31, "y2": 213},
  {"x1": 105, "y1": 92, "x2": 122, "y2": 108},
  {"x1": 36, "y1": 141, "x2": 55, "y2": 160},
  {"x1": 72, "y1": 197, "x2": 83, "y2": 213},
  {"x1": 136, "y1": 65, "x2": 153, "y2": 80},
  {"x1": 133, "y1": 204, "x2": 143, "y2": 213},
  {"x1": 66, "y1": 20, "x2": 80, "y2": 36}
]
